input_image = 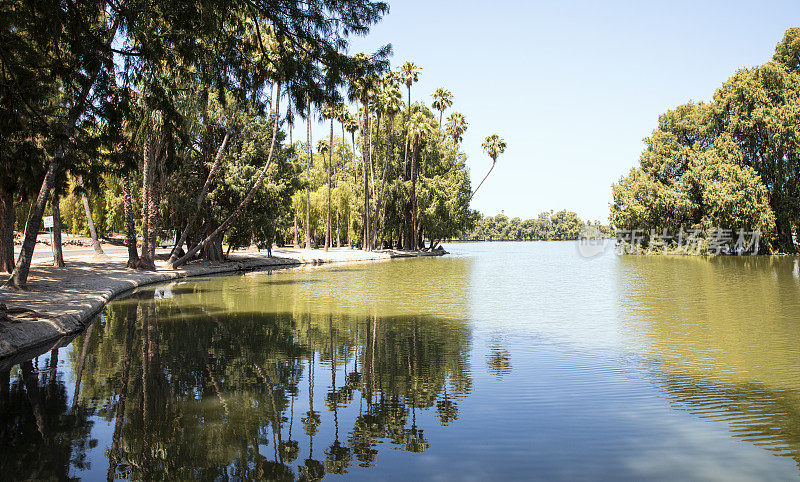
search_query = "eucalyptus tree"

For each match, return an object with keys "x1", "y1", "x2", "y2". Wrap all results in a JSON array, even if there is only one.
[
  {"x1": 445, "y1": 113, "x2": 468, "y2": 146},
  {"x1": 406, "y1": 112, "x2": 437, "y2": 249},
  {"x1": 431, "y1": 88, "x2": 454, "y2": 129},
  {"x1": 469, "y1": 134, "x2": 506, "y2": 202}
]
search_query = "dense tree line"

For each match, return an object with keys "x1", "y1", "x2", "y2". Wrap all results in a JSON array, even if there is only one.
[
  {"x1": 465, "y1": 211, "x2": 605, "y2": 241},
  {"x1": 611, "y1": 28, "x2": 800, "y2": 254},
  {"x1": 0, "y1": 1, "x2": 506, "y2": 288}
]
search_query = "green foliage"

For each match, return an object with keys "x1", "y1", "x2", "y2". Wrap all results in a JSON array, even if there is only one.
[{"x1": 611, "y1": 29, "x2": 800, "y2": 253}]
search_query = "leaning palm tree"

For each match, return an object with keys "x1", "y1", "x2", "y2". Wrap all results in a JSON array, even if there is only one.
[
  {"x1": 406, "y1": 112, "x2": 436, "y2": 250},
  {"x1": 444, "y1": 112, "x2": 468, "y2": 145},
  {"x1": 431, "y1": 88, "x2": 453, "y2": 129},
  {"x1": 469, "y1": 134, "x2": 506, "y2": 202}
]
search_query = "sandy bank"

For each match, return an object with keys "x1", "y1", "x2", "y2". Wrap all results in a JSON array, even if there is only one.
[{"x1": 0, "y1": 247, "x2": 443, "y2": 360}]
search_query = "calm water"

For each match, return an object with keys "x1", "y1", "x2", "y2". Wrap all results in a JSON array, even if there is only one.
[{"x1": 4, "y1": 242, "x2": 800, "y2": 480}]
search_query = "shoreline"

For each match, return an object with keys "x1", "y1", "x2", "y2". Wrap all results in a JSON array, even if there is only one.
[{"x1": 0, "y1": 247, "x2": 444, "y2": 361}]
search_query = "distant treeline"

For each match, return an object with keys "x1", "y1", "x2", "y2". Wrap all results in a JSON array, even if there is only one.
[{"x1": 463, "y1": 211, "x2": 610, "y2": 241}]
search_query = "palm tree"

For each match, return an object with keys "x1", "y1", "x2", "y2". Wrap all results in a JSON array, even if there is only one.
[
  {"x1": 406, "y1": 112, "x2": 436, "y2": 250},
  {"x1": 469, "y1": 134, "x2": 506, "y2": 202},
  {"x1": 397, "y1": 61, "x2": 421, "y2": 249},
  {"x1": 398, "y1": 61, "x2": 421, "y2": 164},
  {"x1": 348, "y1": 54, "x2": 380, "y2": 250},
  {"x1": 371, "y1": 76, "x2": 403, "y2": 250},
  {"x1": 431, "y1": 88, "x2": 453, "y2": 129},
  {"x1": 444, "y1": 112, "x2": 468, "y2": 145},
  {"x1": 305, "y1": 92, "x2": 314, "y2": 249},
  {"x1": 322, "y1": 102, "x2": 338, "y2": 251}
]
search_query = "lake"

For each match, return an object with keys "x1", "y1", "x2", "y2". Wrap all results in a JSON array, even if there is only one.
[{"x1": 3, "y1": 241, "x2": 800, "y2": 480}]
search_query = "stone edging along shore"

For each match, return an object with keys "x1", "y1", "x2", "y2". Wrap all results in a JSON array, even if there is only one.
[{"x1": 0, "y1": 247, "x2": 444, "y2": 361}]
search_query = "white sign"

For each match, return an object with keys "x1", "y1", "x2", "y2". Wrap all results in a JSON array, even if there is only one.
[{"x1": 43, "y1": 216, "x2": 53, "y2": 229}]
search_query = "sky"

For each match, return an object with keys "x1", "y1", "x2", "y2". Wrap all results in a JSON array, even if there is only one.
[{"x1": 332, "y1": 0, "x2": 800, "y2": 222}]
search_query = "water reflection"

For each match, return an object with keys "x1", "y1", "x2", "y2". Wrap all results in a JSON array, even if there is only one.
[
  {"x1": 1, "y1": 260, "x2": 474, "y2": 480},
  {"x1": 0, "y1": 353, "x2": 96, "y2": 480},
  {"x1": 617, "y1": 254, "x2": 800, "y2": 468}
]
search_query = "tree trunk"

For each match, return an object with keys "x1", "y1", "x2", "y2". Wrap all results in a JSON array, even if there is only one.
[
  {"x1": 293, "y1": 213, "x2": 298, "y2": 247},
  {"x1": 362, "y1": 101, "x2": 370, "y2": 251},
  {"x1": 5, "y1": 160, "x2": 60, "y2": 289},
  {"x1": 79, "y1": 178, "x2": 105, "y2": 256},
  {"x1": 146, "y1": 165, "x2": 162, "y2": 262},
  {"x1": 169, "y1": 129, "x2": 231, "y2": 263},
  {"x1": 170, "y1": 82, "x2": 282, "y2": 269},
  {"x1": 51, "y1": 191, "x2": 65, "y2": 267},
  {"x1": 325, "y1": 116, "x2": 332, "y2": 251},
  {"x1": 372, "y1": 116, "x2": 394, "y2": 250},
  {"x1": 468, "y1": 161, "x2": 496, "y2": 202},
  {"x1": 139, "y1": 140, "x2": 153, "y2": 270},
  {"x1": 122, "y1": 175, "x2": 139, "y2": 268},
  {"x1": 305, "y1": 94, "x2": 312, "y2": 249},
  {"x1": 411, "y1": 140, "x2": 419, "y2": 250},
  {"x1": 0, "y1": 186, "x2": 15, "y2": 273}
]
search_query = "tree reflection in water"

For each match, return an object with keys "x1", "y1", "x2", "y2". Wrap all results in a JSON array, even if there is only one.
[{"x1": 0, "y1": 282, "x2": 474, "y2": 479}]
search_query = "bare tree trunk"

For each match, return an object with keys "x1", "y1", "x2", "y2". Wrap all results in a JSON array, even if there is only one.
[
  {"x1": 5, "y1": 160, "x2": 59, "y2": 288},
  {"x1": 122, "y1": 175, "x2": 139, "y2": 268},
  {"x1": 468, "y1": 161, "x2": 496, "y2": 202},
  {"x1": 362, "y1": 102, "x2": 370, "y2": 251},
  {"x1": 411, "y1": 141, "x2": 419, "y2": 250},
  {"x1": 305, "y1": 94, "x2": 312, "y2": 249},
  {"x1": 146, "y1": 165, "x2": 162, "y2": 262},
  {"x1": 170, "y1": 82, "x2": 282, "y2": 269},
  {"x1": 79, "y1": 177, "x2": 105, "y2": 256},
  {"x1": 0, "y1": 186, "x2": 15, "y2": 273},
  {"x1": 293, "y1": 213, "x2": 298, "y2": 247},
  {"x1": 139, "y1": 140, "x2": 153, "y2": 270},
  {"x1": 325, "y1": 116, "x2": 332, "y2": 251},
  {"x1": 51, "y1": 191, "x2": 65, "y2": 267}
]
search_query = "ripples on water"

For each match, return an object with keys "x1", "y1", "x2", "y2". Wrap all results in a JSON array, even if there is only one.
[{"x1": 2, "y1": 242, "x2": 800, "y2": 479}]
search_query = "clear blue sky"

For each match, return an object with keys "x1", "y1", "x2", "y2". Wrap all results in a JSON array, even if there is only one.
[{"x1": 337, "y1": 0, "x2": 800, "y2": 222}]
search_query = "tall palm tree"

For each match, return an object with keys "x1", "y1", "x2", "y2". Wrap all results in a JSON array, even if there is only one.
[
  {"x1": 348, "y1": 55, "x2": 380, "y2": 250},
  {"x1": 372, "y1": 77, "x2": 403, "y2": 249},
  {"x1": 406, "y1": 112, "x2": 436, "y2": 250},
  {"x1": 397, "y1": 61, "x2": 421, "y2": 249},
  {"x1": 431, "y1": 88, "x2": 453, "y2": 129},
  {"x1": 305, "y1": 92, "x2": 314, "y2": 249},
  {"x1": 469, "y1": 134, "x2": 506, "y2": 202},
  {"x1": 444, "y1": 112, "x2": 468, "y2": 145},
  {"x1": 322, "y1": 102, "x2": 338, "y2": 251},
  {"x1": 398, "y1": 61, "x2": 421, "y2": 167}
]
